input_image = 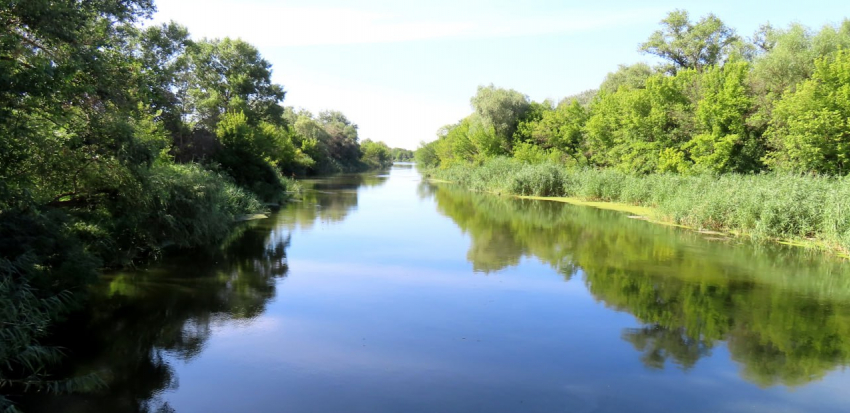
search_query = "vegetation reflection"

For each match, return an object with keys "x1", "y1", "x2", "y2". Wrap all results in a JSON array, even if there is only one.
[
  {"x1": 428, "y1": 183, "x2": 850, "y2": 387},
  {"x1": 279, "y1": 172, "x2": 390, "y2": 229},
  {"x1": 20, "y1": 173, "x2": 380, "y2": 412},
  {"x1": 21, "y1": 220, "x2": 291, "y2": 413}
]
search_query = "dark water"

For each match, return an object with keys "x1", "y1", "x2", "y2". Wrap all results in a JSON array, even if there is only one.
[{"x1": 22, "y1": 164, "x2": 850, "y2": 412}]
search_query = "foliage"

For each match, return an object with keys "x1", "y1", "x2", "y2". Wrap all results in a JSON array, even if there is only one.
[
  {"x1": 0, "y1": 210, "x2": 102, "y2": 411},
  {"x1": 765, "y1": 50, "x2": 850, "y2": 174},
  {"x1": 184, "y1": 38, "x2": 285, "y2": 130},
  {"x1": 415, "y1": 140, "x2": 440, "y2": 168},
  {"x1": 0, "y1": 0, "x2": 389, "y2": 407},
  {"x1": 688, "y1": 61, "x2": 762, "y2": 173},
  {"x1": 360, "y1": 139, "x2": 393, "y2": 169},
  {"x1": 525, "y1": 100, "x2": 590, "y2": 164},
  {"x1": 390, "y1": 148, "x2": 415, "y2": 162},
  {"x1": 470, "y1": 84, "x2": 531, "y2": 154},
  {"x1": 416, "y1": 13, "x2": 850, "y2": 178},
  {"x1": 214, "y1": 111, "x2": 291, "y2": 203},
  {"x1": 426, "y1": 158, "x2": 850, "y2": 253},
  {"x1": 600, "y1": 63, "x2": 654, "y2": 93},
  {"x1": 283, "y1": 108, "x2": 376, "y2": 174},
  {"x1": 584, "y1": 70, "x2": 697, "y2": 173},
  {"x1": 639, "y1": 9, "x2": 741, "y2": 74}
]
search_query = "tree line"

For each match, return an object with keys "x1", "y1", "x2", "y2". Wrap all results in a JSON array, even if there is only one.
[
  {"x1": 0, "y1": 1, "x2": 401, "y2": 408},
  {"x1": 417, "y1": 10, "x2": 850, "y2": 176}
]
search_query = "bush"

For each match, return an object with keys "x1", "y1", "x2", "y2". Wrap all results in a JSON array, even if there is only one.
[{"x1": 1, "y1": 210, "x2": 102, "y2": 410}]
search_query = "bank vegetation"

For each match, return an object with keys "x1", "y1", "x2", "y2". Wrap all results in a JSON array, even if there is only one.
[{"x1": 417, "y1": 10, "x2": 850, "y2": 255}]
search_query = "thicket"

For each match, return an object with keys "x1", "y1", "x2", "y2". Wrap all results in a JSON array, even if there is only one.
[
  {"x1": 0, "y1": 1, "x2": 391, "y2": 409},
  {"x1": 417, "y1": 10, "x2": 850, "y2": 252}
]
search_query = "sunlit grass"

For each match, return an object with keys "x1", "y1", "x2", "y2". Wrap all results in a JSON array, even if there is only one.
[{"x1": 424, "y1": 157, "x2": 850, "y2": 254}]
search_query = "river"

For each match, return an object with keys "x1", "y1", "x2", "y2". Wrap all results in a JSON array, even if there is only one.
[{"x1": 22, "y1": 163, "x2": 850, "y2": 412}]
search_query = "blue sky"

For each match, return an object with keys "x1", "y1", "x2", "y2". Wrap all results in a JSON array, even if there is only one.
[{"x1": 152, "y1": 0, "x2": 850, "y2": 149}]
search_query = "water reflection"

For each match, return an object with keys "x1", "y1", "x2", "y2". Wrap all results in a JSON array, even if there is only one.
[
  {"x1": 19, "y1": 168, "x2": 850, "y2": 413},
  {"x1": 284, "y1": 172, "x2": 390, "y2": 228},
  {"x1": 429, "y1": 183, "x2": 850, "y2": 388},
  {"x1": 23, "y1": 219, "x2": 290, "y2": 412},
  {"x1": 24, "y1": 174, "x2": 389, "y2": 412}
]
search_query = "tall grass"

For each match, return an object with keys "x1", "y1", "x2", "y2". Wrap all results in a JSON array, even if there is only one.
[
  {"x1": 424, "y1": 157, "x2": 850, "y2": 253},
  {"x1": 1, "y1": 163, "x2": 273, "y2": 410}
]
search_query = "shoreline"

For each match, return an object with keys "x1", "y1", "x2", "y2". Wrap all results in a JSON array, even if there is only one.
[{"x1": 428, "y1": 178, "x2": 850, "y2": 259}]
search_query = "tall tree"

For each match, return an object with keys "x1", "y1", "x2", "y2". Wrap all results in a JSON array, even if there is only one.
[
  {"x1": 470, "y1": 84, "x2": 530, "y2": 154},
  {"x1": 640, "y1": 10, "x2": 740, "y2": 74},
  {"x1": 185, "y1": 38, "x2": 285, "y2": 130}
]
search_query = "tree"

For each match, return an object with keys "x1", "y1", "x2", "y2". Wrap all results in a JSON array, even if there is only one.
[
  {"x1": 415, "y1": 140, "x2": 440, "y2": 168},
  {"x1": 687, "y1": 61, "x2": 762, "y2": 173},
  {"x1": 600, "y1": 63, "x2": 655, "y2": 93},
  {"x1": 317, "y1": 110, "x2": 361, "y2": 169},
  {"x1": 185, "y1": 38, "x2": 285, "y2": 130},
  {"x1": 748, "y1": 20, "x2": 850, "y2": 130},
  {"x1": 528, "y1": 100, "x2": 590, "y2": 164},
  {"x1": 765, "y1": 50, "x2": 850, "y2": 174},
  {"x1": 360, "y1": 140, "x2": 393, "y2": 169},
  {"x1": 390, "y1": 148, "x2": 415, "y2": 162},
  {"x1": 640, "y1": 10, "x2": 740, "y2": 74},
  {"x1": 214, "y1": 111, "x2": 288, "y2": 202},
  {"x1": 513, "y1": 101, "x2": 553, "y2": 146},
  {"x1": 585, "y1": 70, "x2": 697, "y2": 173},
  {"x1": 470, "y1": 84, "x2": 531, "y2": 154}
]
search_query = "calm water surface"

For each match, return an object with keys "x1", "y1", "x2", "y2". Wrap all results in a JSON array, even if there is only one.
[{"x1": 24, "y1": 164, "x2": 850, "y2": 412}]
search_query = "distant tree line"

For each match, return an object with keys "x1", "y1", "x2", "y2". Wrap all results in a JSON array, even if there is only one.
[
  {"x1": 391, "y1": 148, "x2": 415, "y2": 162},
  {"x1": 417, "y1": 10, "x2": 850, "y2": 176}
]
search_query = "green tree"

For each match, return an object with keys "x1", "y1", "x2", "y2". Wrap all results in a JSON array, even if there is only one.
[
  {"x1": 415, "y1": 140, "x2": 440, "y2": 168},
  {"x1": 585, "y1": 71, "x2": 697, "y2": 173},
  {"x1": 600, "y1": 63, "x2": 655, "y2": 93},
  {"x1": 390, "y1": 148, "x2": 415, "y2": 162},
  {"x1": 127, "y1": 22, "x2": 193, "y2": 131},
  {"x1": 513, "y1": 100, "x2": 553, "y2": 146},
  {"x1": 748, "y1": 20, "x2": 850, "y2": 130},
  {"x1": 360, "y1": 139, "x2": 393, "y2": 169},
  {"x1": 687, "y1": 61, "x2": 762, "y2": 173},
  {"x1": 185, "y1": 38, "x2": 285, "y2": 130},
  {"x1": 214, "y1": 111, "x2": 289, "y2": 202},
  {"x1": 765, "y1": 50, "x2": 850, "y2": 174},
  {"x1": 640, "y1": 10, "x2": 740, "y2": 74},
  {"x1": 470, "y1": 84, "x2": 531, "y2": 154}
]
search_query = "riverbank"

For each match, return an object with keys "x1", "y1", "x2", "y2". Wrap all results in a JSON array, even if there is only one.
[{"x1": 423, "y1": 158, "x2": 850, "y2": 257}]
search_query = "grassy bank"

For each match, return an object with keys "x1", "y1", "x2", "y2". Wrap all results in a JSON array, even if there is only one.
[
  {"x1": 0, "y1": 165, "x2": 301, "y2": 410},
  {"x1": 424, "y1": 157, "x2": 850, "y2": 255}
]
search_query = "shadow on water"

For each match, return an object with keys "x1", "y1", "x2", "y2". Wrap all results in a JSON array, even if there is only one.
[
  {"x1": 427, "y1": 182, "x2": 850, "y2": 388},
  {"x1": 19, "y1": 219, "x2": 291, "y2": 413},
  {"x1": 18, "y1": 173, "x2": 388, "y2": 413}
]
